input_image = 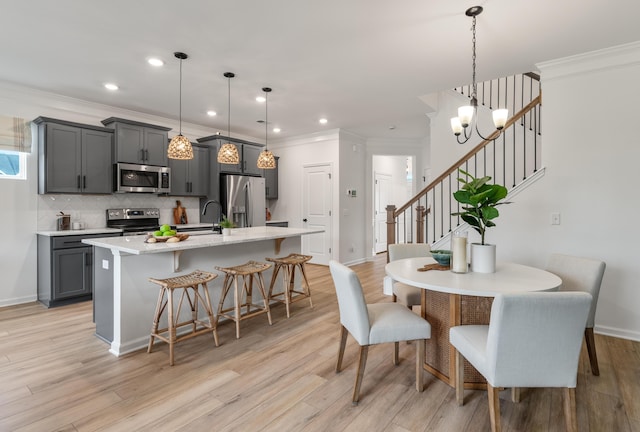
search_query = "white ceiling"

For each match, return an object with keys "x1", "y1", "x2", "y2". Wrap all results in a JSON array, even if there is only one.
[{"x1": 4, "y1": 0, "x2": 640, "y2": 141}]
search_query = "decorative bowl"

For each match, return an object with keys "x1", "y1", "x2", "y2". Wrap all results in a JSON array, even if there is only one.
[{"x1": 431, "y1": 250, "x2": 452, "y2": 266}]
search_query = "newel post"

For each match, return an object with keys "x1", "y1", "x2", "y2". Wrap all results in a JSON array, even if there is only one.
[
  {"x1": 386, "y1": 205, "x2": 397, "y2": 259},
  {"x1": 416, "y1": 205, "x2": 426, "y2": 244}
]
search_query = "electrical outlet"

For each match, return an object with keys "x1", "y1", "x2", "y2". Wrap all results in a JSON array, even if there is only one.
[
  {"x1": 551, "y1": 213, "x2": 561, "y2": 225},
  {"x1": 102, "y1": 259, "x2": 109, "y2": 270}
]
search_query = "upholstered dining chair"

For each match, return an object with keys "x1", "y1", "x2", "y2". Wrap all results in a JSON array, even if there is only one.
[
  {"x1": 450, "y1": 292, "x2": 592, "y2": 432},
  {"x1": 546, "y1": 253, "x2": 606, "y2": 376},
  {"x1": 329, "y1": 260, "x2": 432, "y2": 405},
  {"x1": 388, "y1": 243, "x2": 431, "y2": 310}
]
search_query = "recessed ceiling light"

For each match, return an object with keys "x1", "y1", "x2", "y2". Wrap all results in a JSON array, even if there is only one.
[
  {"x1": 148, "y1": 58, "x2": 164, "y2": 67},
  {"x1": 273, "y1": 127, "x2": 281, "y2": 133},
  {"x1": 207, "y1": 111, "x2": 217, "y2": 117},
  {"x1": 104, "y1": 83, "x2": 119, "y2": 91},
  {"x1": 319, "y1": 118, "x2": 328, "y2": 124},
  {"x1": 256, "y1": 96, "x2": 266, "y2": 103}
]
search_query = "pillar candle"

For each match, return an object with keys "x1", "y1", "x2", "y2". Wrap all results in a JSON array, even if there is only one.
[{"x1": 451, "y1": 233, "x2": 468, "y2": 273}]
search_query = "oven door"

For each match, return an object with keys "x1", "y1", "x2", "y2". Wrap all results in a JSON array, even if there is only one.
[{"x1": 114, "y1": 163, "x2": 168, "y2": 193}]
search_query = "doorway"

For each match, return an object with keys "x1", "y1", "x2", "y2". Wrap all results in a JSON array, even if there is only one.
[{"x1": 302, "y1": 163, "x2": 332, "y2": 265}]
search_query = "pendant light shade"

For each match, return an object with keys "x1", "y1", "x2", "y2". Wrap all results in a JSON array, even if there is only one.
[
  {"x1": 257, "y1": 87, "x2": 276, "y2": 169},
  {"x1": 167, "y1": 52, "x2": 194, "y2": 160},
  {"x1": 217, "y1": 72, "x2": 240, "y2": 164}
]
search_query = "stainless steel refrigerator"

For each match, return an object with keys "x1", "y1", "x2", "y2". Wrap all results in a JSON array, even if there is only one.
[{"x1": 220, "y1": 174, "x2": 266, "y2": 227}]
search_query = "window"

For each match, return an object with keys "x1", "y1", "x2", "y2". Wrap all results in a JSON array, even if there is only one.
[{"x1": 0, "y1": 150, "x2": 26, "y2": 180}]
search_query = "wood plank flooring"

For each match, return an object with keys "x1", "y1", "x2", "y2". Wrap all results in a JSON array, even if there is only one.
[{"x1": 1, "y1": 254, "x2": 639, "y2": 431}]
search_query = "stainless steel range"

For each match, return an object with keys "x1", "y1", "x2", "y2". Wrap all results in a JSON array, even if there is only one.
[{"x1": 106, "y1": 208, "x2": 165, "y2": 235}]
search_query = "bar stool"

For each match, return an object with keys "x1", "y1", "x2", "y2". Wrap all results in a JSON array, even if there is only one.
[
  {"x1": 215, "y1": 260, "x2": 273, "y2": 339},
  {"x1": 266, "y1": 253, "x2": 313, "y2": 318},
  {"x1": 147, "y1": 270, "x2": 219, "y2": 366}
]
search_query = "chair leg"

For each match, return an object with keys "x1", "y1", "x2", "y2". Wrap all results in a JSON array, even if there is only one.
[
  {"x1": 455, "y1": 350, "x2": 465, "y2": 405},
  {"x1": 563, "y1": 387, "x2": 578, "y2": 432},
  {"x1": 584, "y1": 328, "x2": 600, "y2": 376},
  {"x1": 352, "y1": 345, "x2": 369, "y2": 405},
  {"x1": 393, "y1": 341, "x2": 399, "y2": 365},
  {"x1": 416, "y1": 339, "x2": 425, "y2": 392},
  {"x1": 511, "y1": 387, "x2": 521, "y2": 403},
  {"x1": 487, "y1": 383, "x2": 502, "y2": 432},
  {"x1": 336, "y1": 325, "x2": 348, "y2": 372}
]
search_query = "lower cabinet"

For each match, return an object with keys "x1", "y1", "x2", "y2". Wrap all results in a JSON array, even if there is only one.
[{"x1": 38, "y1": 233, "x2": 121, "y2": 307}]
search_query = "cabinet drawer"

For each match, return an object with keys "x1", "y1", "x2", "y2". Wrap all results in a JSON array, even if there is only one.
[{"x1": 52, "y1": 233, "x2": 121, "y2": 249}]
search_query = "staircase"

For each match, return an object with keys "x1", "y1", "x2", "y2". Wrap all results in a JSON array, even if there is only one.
[{"x1": 386, "y1": 73, "x2": 542, "y2": 249}]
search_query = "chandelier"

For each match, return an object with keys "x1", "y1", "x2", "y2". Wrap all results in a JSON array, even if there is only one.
[
  {"x1": 257, "y1": 87, "x2": 276, "y2": 169},
  {"x1": 451, "y1": 6, "x2": 508, "y2": 144},
  {"x1": 167, "y1": 52, "x2": 194, "y2": 159}
]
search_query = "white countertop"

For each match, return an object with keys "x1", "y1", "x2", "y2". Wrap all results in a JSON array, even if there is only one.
[
  {"x1": 82, "y1": 226, "x2": 323, "y2": 255},
  {"x1": 37, "y1": 228, "x2": 123, "y2": 237}
]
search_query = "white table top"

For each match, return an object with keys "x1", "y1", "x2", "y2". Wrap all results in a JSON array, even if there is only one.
[{"x1": 385, "y1": 257, "x2": 561, "y2": 297}]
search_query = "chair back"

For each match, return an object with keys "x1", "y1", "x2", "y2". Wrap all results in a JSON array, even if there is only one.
[
  {"x1": 329, "y1": 260, "x2": 371, "y2": 345},
  {"x1": 546, "y1": 253, "x2": 606, "y2": 328},
  {"x1": 486, "y1": 292, "x2": 591, "y2": 388},
  {"x1": 388, "y1": 243, "x2": 431, "y2": 261}
]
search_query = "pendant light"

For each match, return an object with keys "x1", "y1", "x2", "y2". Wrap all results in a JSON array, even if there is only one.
[
  {"x1": 217, "y1": 72, "x2": 240, "y2": 164},
  {"x1": 257, "y1": 87, "x2": 276, "y2": 169},
  {"x1": 450, "y1": 6, "x2": 508, "y2": 144},
  {"x1": 167, "y1": 52, "x2": 194, "y2": 159}
]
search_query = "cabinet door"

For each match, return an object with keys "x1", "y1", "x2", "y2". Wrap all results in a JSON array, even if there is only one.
[
  {"x1": 81, "y1": 129, "x2": 113, "y2": 194},
  {"x1": 53, "y1": 248, "x2": 92, "y2": 299},
  {"x1": 45, "y1": 123, "x2": 82, "y2": 193},
  {"x1": 190, "y1": 145, "x2": 209, "y2": 196},
  {"x1": 264, "y1": 156, "x2": 279, "y2": 199},
  {"x1": 144, "y1": 128, "x2": 169, "y2": 166},
  {"x1": 116, "y1": 123, "x2": 144, "y2": 163},
  {"x1": 169, "y1": 158, "x2": 189, "y2": 195},
  {"x1": 242, "y1": 145, "x2": 263, "y2": 176}
]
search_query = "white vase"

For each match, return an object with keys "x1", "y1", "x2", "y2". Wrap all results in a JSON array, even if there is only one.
[
  {"x1": 470, "y1": 243, "x2": 496, "y2": 273},
  {"x1": 222, "y1": 228, "x2": 232, "y2": 236}
]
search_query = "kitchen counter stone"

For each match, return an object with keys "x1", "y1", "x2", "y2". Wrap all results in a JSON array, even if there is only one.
[{"x1": 37, "y1": 228, "x2": 123, "y2": 237}]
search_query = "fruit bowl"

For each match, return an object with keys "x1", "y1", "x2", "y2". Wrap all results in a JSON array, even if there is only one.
[{"x1": 431, "y1": 250, "x2": 452, "y2": 266}]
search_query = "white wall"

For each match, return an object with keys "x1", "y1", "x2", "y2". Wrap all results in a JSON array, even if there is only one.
[
  {"x1": 338, "y1": 131, "x2": 366, "y2": 264},
  {"x1": 430, "y1": 42, "x2": 640, "y2": 341}
]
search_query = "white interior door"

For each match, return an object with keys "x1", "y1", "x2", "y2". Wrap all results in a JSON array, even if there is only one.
[
  {"x1": 302, "y1": 164, "x2": 332, "y2": 265},
  {"x1": 374, "y1": 172, "x2": 391, "y2": 254}
]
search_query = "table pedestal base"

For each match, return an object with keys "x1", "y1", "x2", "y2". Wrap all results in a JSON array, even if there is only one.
[{"x1": 422, "y1": 290, "x2": 494, "y2": 389}]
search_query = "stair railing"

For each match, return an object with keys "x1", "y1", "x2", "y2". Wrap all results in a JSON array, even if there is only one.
[{"x1": 387, "y1": 73, "x2": 541, "y2": 249}]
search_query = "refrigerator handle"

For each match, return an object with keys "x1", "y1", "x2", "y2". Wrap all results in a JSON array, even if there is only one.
[{"x1": 245, "y1": 182, "x2": 252, "y2": 227}]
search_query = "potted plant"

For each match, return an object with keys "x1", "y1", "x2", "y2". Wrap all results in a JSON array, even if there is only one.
[
  {"x1": 219, "y1": 215, "x2": 235, "y2": 235},
  {"x1": 452, "y1": 169, "x2": 510, "y2": 273}
]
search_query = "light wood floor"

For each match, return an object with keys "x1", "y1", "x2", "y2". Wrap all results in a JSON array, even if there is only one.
[{"x1": 1, "y1": 254, "x2": 639, "y2": 431}]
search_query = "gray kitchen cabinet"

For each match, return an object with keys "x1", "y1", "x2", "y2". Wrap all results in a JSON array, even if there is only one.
[
  {"x1": 101, "y1": 117, "x2": 171, "y2": 166},
  {"x1": 169, "y1": 144, "x2": 209, "y2": 196},
  {"x1": 196, "y1": 135, "x2": 264, "y2": 176},
  {"x1": 34, "y1": 117, "x2": 114, "y2": 195},
  {"x1": 264, "y1": 156, "x2": 279, "y2": 199},
  {"x1": 37, "y1": 233, "x2": 121, "y2": 308}
]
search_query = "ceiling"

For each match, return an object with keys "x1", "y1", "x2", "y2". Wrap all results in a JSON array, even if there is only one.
[{"x1": 4, "y1": 0, "x2": 640, "y2": 141}]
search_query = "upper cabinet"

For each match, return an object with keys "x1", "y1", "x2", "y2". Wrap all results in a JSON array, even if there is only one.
[
  {"x1": 264, "y1": 156, "x2": 279, "y2": 199},
  {"x1": 169, "y1": 143, "x2": 210, "y2": 196},
  {"x1": 101, "y1": 117, "x2": 171, "y2": 167},
  {"x1": 34, "y1": 117, "x2": 114, "y2": 195},
  {"x1": 196, "y1": 135, "x2": 264, "y2": 177}
]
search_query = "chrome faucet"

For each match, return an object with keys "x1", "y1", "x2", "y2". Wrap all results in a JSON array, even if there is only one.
[{"x1": 202, "y1": 200, "x2": 223, "y2": 232}]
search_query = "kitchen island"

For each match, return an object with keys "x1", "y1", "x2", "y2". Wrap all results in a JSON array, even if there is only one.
[{"x1": 83, "y1": 226, "x2": 323, "y2": 356}]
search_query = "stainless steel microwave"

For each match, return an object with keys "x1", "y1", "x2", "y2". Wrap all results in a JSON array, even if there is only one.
[{"x1": 114, "y1": 163, "x2": 171, "y2": 193}]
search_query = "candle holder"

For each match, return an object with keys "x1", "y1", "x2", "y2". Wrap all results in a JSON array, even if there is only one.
[{"x1": 451, "y1": 230, "x2": 468, "y2": 273}]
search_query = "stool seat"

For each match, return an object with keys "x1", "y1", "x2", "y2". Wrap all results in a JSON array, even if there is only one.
[
  {"x1": 266, "y1": 253, "x2": 313, "y2": 318},
  {"x1": 215, "y1": 261, "x2": 273, "y2": 339},
  {"x1": 147, "y1": 270, "x2": 219, "y2": 366}
]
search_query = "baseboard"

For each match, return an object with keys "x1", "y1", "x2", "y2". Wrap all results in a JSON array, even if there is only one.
[
  {"x1": 342, "y1": 258, "x2": 367, "y2": 266},
  {"x1": 595, "y1": 324, "x2": 640, "y2": 343},
  {"x1": 0, "y1": 295, "x2": 38, "y2": 308}
]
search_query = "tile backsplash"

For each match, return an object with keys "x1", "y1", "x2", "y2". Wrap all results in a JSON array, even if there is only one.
[{"x1": 37, "y1": 194, "x2": 200, "y2": 231}]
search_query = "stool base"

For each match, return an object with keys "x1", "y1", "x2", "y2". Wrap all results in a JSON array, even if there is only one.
[{"x1": 267, "y1": 253, "x2": 313, "y2": 318}]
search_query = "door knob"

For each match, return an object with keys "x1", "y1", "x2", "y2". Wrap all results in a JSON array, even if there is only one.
[{"x1": 303, "y1": 218, "x2": 308, "y2": 222}]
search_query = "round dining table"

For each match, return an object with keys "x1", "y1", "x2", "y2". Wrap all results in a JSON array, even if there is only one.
[{"x1": 385, "y1": 256, "x2": 562, "y2": 389}]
